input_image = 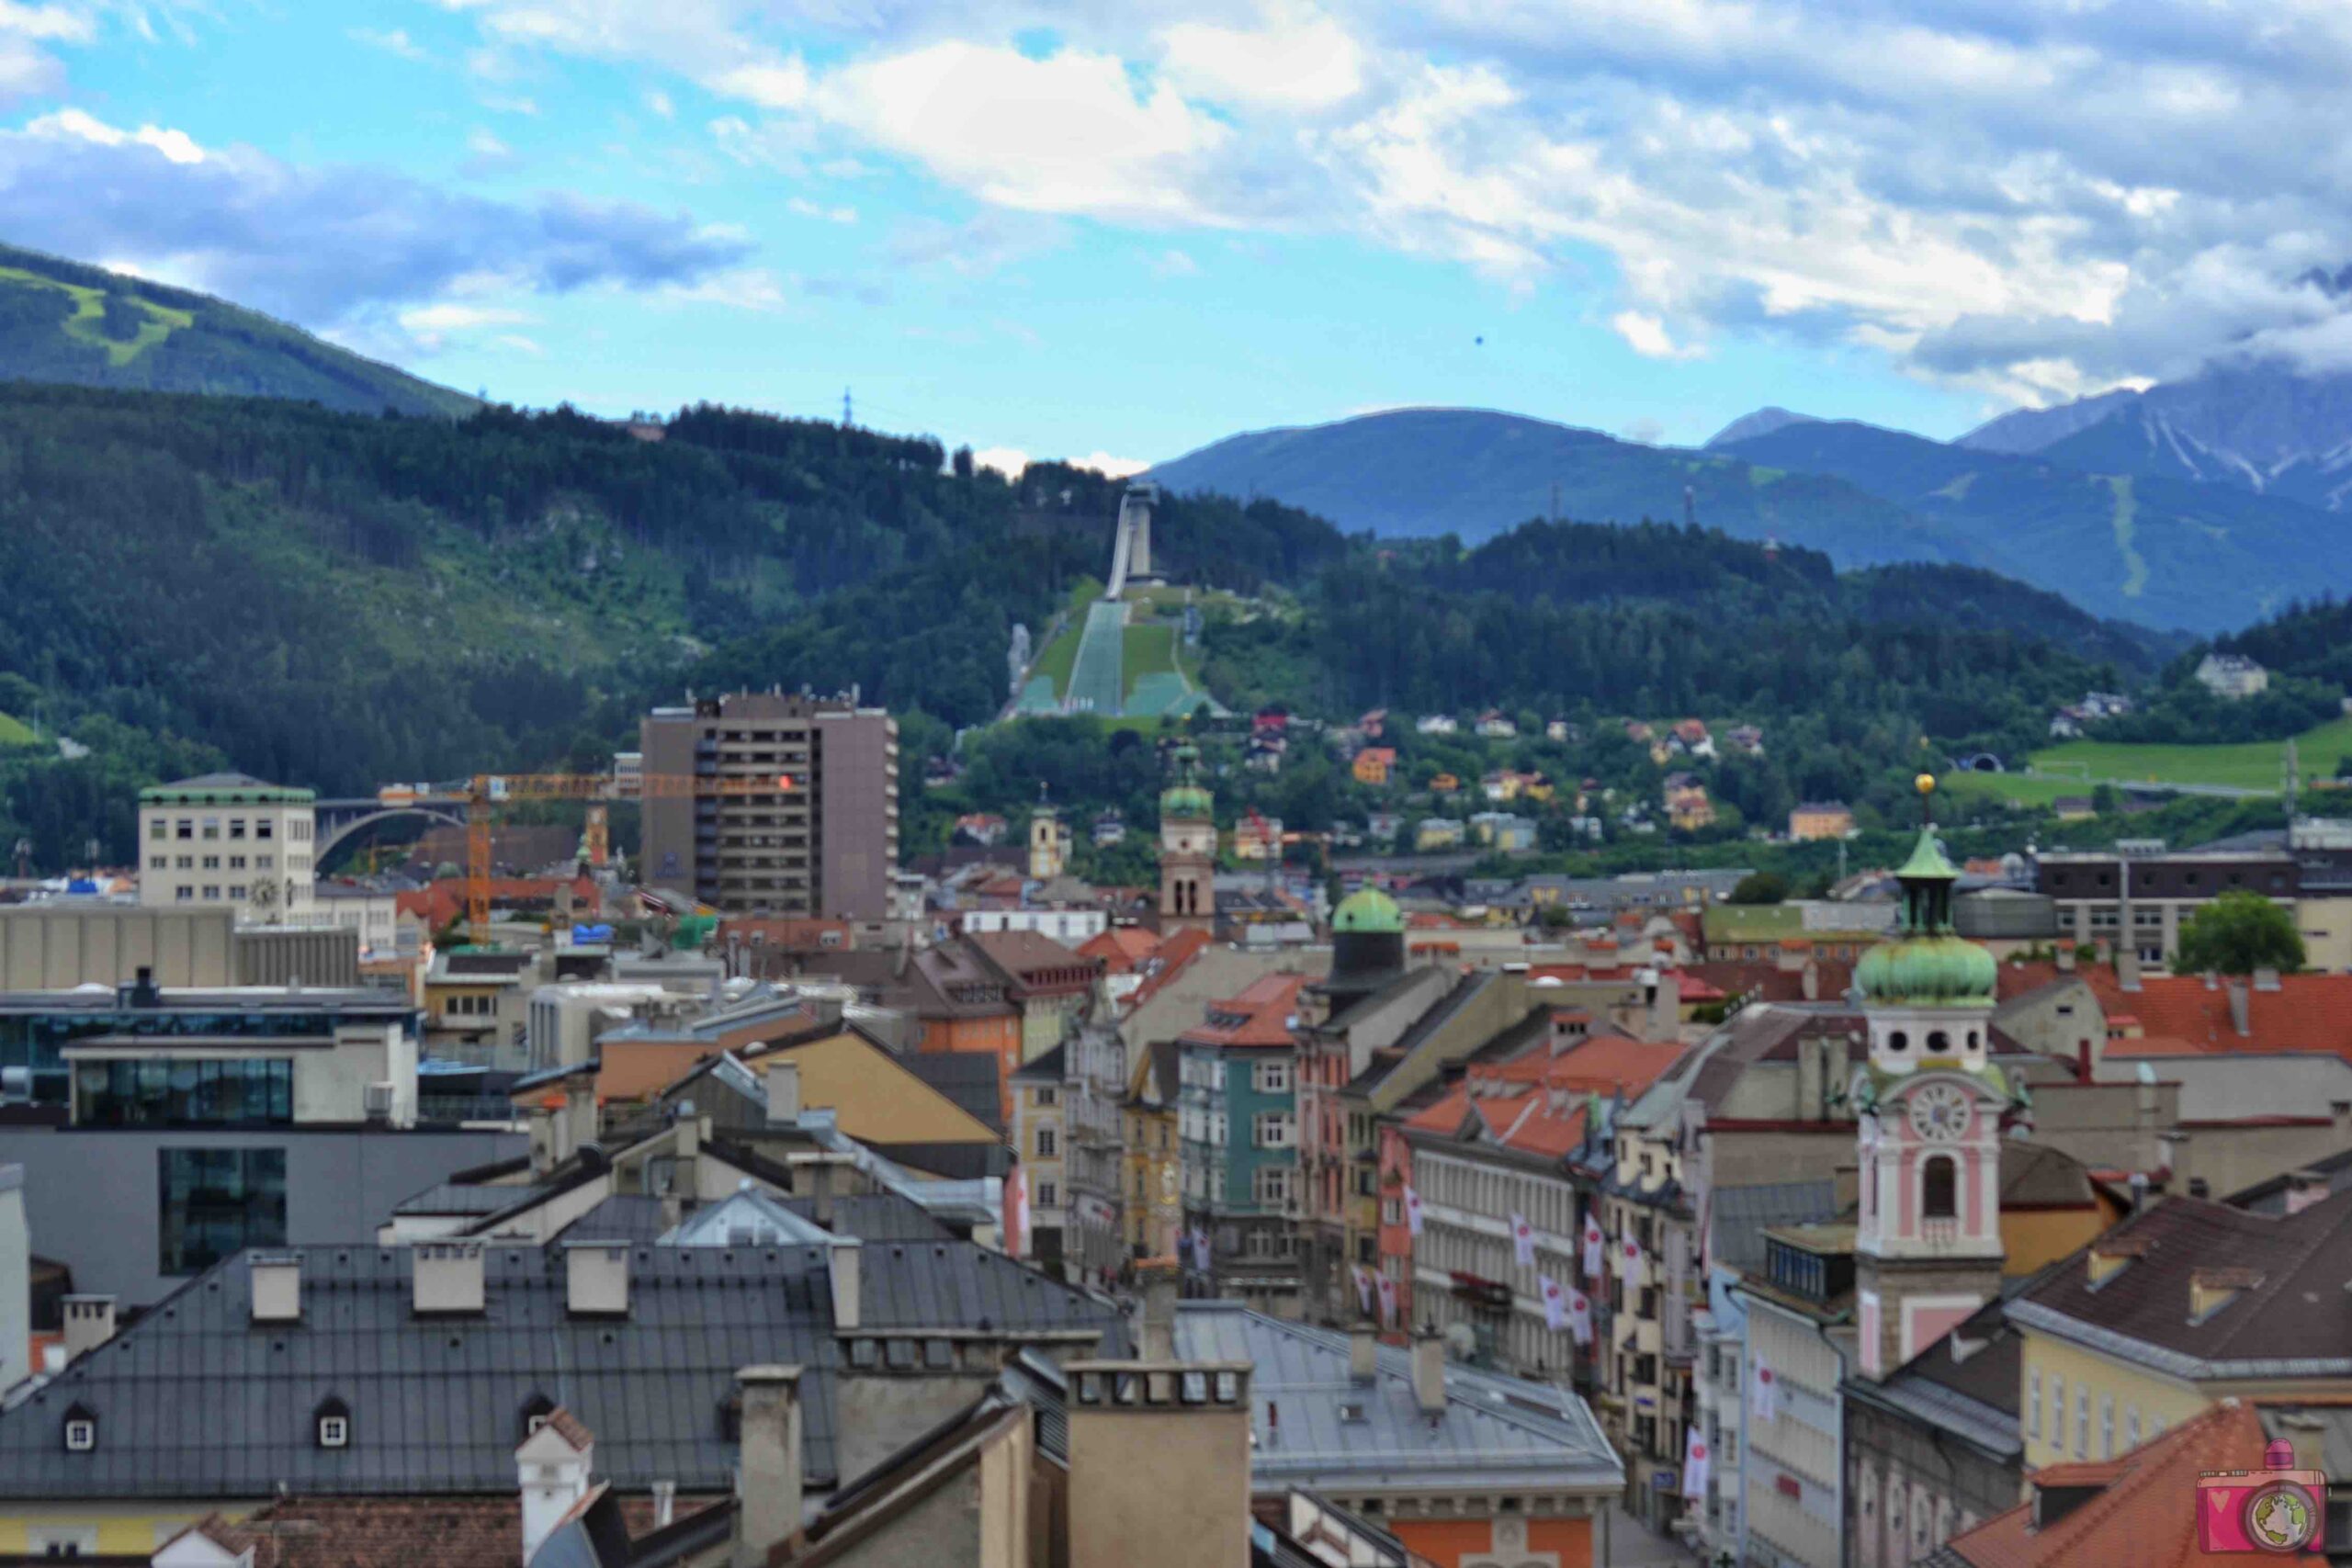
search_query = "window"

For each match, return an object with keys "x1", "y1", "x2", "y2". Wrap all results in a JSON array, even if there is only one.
[
  {"x1": 1035, "y1": 1126, "x2": 1057, "y2": 1158},
  {"x1": 1254, "y1": 1166, "x2": 1294, "y2": 1209},
  {"x1": 148, "y1": 856, "x2": 164, "y2": 871},
  {"x1": 175, "y1": 887, "x2": 193, "y2": 903},
  {"x1": 158, "y1": 1147, "x2": 288, "y2": 1275},
  {"x1": 149, "y1": 819, "x2": 165, "y2": 840},
  {"x1": 200, "y1": 818, "x2": 219, "y2": 841},
  {"x1": 1921, "y1": 1156, "x2": 1958, "y2": 1221},
  {"x1": 2049, "y1": 1376, "x2": 2064, "y2": 1450},
  {"x1": 316, "y1": 1397, "x2": 351, "y2": 1450},
  {"x1": 2126, "y1": 1405, "x2": 2141, "y2": 1450},
  {"x1": 1254, "y1": 1060, "x2": 1292, "y2": 1094},
  {"x1": 62, "y1": 1406, "x2": 96, "y2": 1452},
  {"x1": 2099, "y1": 1394, "x2": 2114, "y2": 1459},
  {"x1": 2028, "y1": 1370, "x2": 2041, "y2": 1438},
  {"x1": 230, "y1": 819, "x2": 247, "y2": 840},
  {"x1": 229, "y1": 855, "x2": 246, "y2": 870},
  {"x1": 201, "y1": 886, "x2": 220, "y2": 901},
  {"x1": 2075, "y1": 1388, "x2": 2090, "y2": 1459},
  {"x1": 1033, "y1": 1087, "x2": 1057, "y2": 1107},
  {"x1": 255, "y1": 820, "x2": 274, "y2": 840},
  {"x1": 228, "y1": 886, "x2": 246, "y2": 901},
  {"x1": 1254, "y1": 1111, "x2": 1295, "y2": 1149},
  {"x1": 28, "y1": 1524, "x2": 96, "y2": 1557},
  {"x1": 82, "y1": 1059, "x2": 296, "y2": 1127},
  {"x1": 175, "y1": 818, "x2": 192, "y2": 840},
  {"x1": 201, "y1": 855, "x2": 220, "y2": 871},
  {"x1": 175, "y1": 855, "x2": 192, "y2": 870},
  {"x1": 1035, "y1": 1181, "x2": 1057, "y2": 1207}
]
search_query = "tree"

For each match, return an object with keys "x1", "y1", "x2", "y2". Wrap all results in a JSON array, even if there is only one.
[
  {"x1": 2174, "y1": 891, "x2": 2305, "y2": 976},
  {"x1": 1727, "y1": 871, "x2": 1789, "y2": 905}
]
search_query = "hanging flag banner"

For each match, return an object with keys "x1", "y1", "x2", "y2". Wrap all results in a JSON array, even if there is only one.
[
  {"x1": 1511, "y1": 1212, "x2": 1536, "y2": 1268},
  {"x1": 1353, "y1": 1264, "x2": 1374, "y2": 1315},
  {"x1": 1567, "y1": 1288, "x2": 1593, "y2": 1347},
  {"x1": 1403, "y1": 1184, "x2": 1425, "y2": 1236},
  {"x1": 1540, "y1": 1274, "x2": 1567, "y2": 1332},
  {"x1": 1621, "y1": 1232, "x2": 1645, "y2": 1280},
  {"x1": 1006, "y1": 1167, "x2": 1030, "y2": 1258},
  {"x1": 1752, "y1": 1359, "x2": 1779, "y2": 1424},
  {"x1": 1682, "y1": 1425, "x2": 1712, "y2": 1501},
  {"x1": 1582, "y1": 1213, "x2": 1605, "y2": 1280},
  {"x1": 1374, "y1": 1272, "x2": 1399, "y2": 1327}
]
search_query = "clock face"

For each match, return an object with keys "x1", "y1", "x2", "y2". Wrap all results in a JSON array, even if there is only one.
[{"x1": 1905, "y1": 1081, "x2": 1973, "y2": 1142}]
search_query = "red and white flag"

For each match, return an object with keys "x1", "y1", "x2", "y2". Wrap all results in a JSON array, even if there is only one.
[
  {"x1": 1581, "y1": 1213, "x2": 1605, "y2": 1280},
  {"x1": 1540, "y1": 1274, "x2": 1567, "y2": 1332},
  {"x1": 1620, "y1": 1232, "x2": 1645, "y2": 1280},
  {"x1": 1374, "y1": 1272, "x2": 1399, "y2": 1327},
  {"x1": 1353, "y1": 1264, "x2": 1374, "y2": 1315},
  {"x1": 1510, "y1": 1212, "x2": 1536, "y2": 1268},
  {"x1": 1681, "y1": 1425, "x2": 1712, "y2": 1501},
  {"x1": 1005, "y1": 1168, "x2": 1030, "y2": 1258},
  {"x1": 1403, "y1": 1184, "x2": 1424, "y2": 1236},
  {"x1": 1752, "y1": 1359, "x2": 1779, "y2": 1424},
  {"x1": 1566, "y1": 1288, "x2": 1593, "y2": 1347}
]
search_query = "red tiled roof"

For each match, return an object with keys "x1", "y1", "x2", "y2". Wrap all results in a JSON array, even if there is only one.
[
  {"x1": 1080, "y1": 927, "x2": 1160, "y2": 973},
  {"x1": 1127, "y1": 927, "x2": 1215, "y2": 1007},
  {"x1": 397, "y1": 875, "x2": 600, "y2": 929},
  {"x1": 2001, "y1": 963, "x2": 2352, "y2": 1061},
  {"x1": 1945, "y1": 1400, "x2": 2327, "y2": 1568},
  {"x1": 1405, "y1": 1034, "x2": 1685, "y2": 1156},
  {"x1": 1179, "y1": 972, "x2": 1308, "y2": 1050}
]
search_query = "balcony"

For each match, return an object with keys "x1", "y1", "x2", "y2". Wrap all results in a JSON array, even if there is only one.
[{"x1": 1920, "y1": 1217, "x2": 1961, "y2": 1246}]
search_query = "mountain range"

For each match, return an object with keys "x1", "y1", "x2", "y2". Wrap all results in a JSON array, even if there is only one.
[
  {"x1": 1154, "y1": 388, "x2": 2352, "y2": 633},
  {"x1": 0, "y1": 243, "x2": 477, "y2": 418}
]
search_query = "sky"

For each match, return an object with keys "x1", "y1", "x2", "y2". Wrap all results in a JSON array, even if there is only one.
[{"x1": 6, "y1": 2, "x2": 2352, "y2": 472}]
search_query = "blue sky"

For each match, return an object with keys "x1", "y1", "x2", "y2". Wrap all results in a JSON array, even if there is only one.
[{"x1": 6, "y1": 2, "x2": 2352, "y2": 472}]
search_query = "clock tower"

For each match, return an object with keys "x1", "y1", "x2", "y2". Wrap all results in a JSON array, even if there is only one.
[
  {"x1": 1159, "y1": 742, "x2": 1216, "y2": 936},
  {"x1": 1850, "y1": 776, "x2": 2018, "y2": 1380}
]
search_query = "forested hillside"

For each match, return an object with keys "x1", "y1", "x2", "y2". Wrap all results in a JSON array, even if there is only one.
[{"x1": 0, "y1": 384, "x2": 2191, "y2": 867}]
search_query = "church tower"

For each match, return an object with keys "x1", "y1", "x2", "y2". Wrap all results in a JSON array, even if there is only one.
[
  {"x1": 1850, "y1": 775, "x2": 2018, "y2": 1380},
  {"x1": 1029, "y1": 790, "x2": 1068, "y2": 882},
  {"x1": 1159, "y1": 741, "x2": 1216, "y2": 935}
]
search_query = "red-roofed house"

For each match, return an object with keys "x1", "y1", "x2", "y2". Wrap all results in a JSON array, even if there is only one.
[{"x1": 1390, "y1": 1021, "x2": 1685, "y2": 1376}]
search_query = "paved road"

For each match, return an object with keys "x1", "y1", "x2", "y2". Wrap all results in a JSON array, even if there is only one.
[{"x1": 1596, "y1": 1503, "x2": 1706, "y2": 1566}]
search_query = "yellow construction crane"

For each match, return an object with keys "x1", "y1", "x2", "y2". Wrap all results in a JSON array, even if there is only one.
[{"x1": 461, "y1": 771, "x2": 783, "y2": 938}]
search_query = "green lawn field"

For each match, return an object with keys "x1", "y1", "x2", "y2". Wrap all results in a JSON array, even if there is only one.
[
  {"x1": 1948, "y1": 715, "x2": 2352, "y2": 803},
  {"x1": 0, "y1": 711, "x2": 34, "y2": 748}
]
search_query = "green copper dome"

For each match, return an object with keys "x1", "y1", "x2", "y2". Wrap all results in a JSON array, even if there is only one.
[
  {"x1": 1332, "y1": 887, "x2": 1406, "y2": 935},
  {"x1": 1856, "y1": 824, "x2": 1997, "y2": 1007},
  {"x1": 1161, "y1": 740, "x2": 1214, "y2": 819}
]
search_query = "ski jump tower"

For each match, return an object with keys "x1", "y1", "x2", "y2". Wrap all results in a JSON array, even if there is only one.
[{"x1": 1105, "y1": 479, "x2": 1160, "y2": 600}]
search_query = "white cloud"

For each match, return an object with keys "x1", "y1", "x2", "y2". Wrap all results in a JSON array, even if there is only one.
[
  {"x1": 350, "y1": 26, "x2": 427, "y2": 62},
  {"x1": 1068, "y1": 449, "x2": 1150, "y2": 478},
  {"x1": 652, "y1": 265, "x2": 788, "y2": 310},
  {"x1": 644, "y1": 87, "x2": 673, "y2": 118},
  {"x1": 492, "y1": 332, "x2": 546, "y2": 355},
  {"x1": 1147, "y1": 247, "x2": 1198, "y2": 277},
  {"x1": 28, "y1": 106, "x2": 204, "y2": 164},
  {"x1": 786, "y1": 196, "x2": 855, "y2": 224},
  {"x1": 1611, "y1": 310, "x2": 1702, "y2": 360},
  {"x1": 433, "y1": 0, "x2": 2352, "y2": 405},
  {"x1": 973, "y1": 445, "x2": 1028, "y2": 479}
]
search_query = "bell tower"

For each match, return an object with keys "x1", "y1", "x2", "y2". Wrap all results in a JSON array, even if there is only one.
[
  {"x1": 1159, "y1": 742, "x2": 1216, "y2": 935},
  {"x1": 1029, "y1": 786, "x2": 1068, "y2": 882},
  {"x1": 1850, "y1": 774, "x2": 2016, "y2": 1380}
]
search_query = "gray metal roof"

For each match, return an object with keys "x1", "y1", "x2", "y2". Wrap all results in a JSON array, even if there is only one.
[
  {"x1": 1170, "y1": 1303, "x2": 1621, "y2": 1495},
  {"x1": 784, "y1": 1193, "x2": 954, "y2": 1243},
  {"x1": 394, "y1": 1180, "x2": 550, "y2": 1217},
  {"x1": 0, "y1": 1240, "x2": 1119, "y2": 1501},
  {"x1": 551, "y1": 1194, "x2": 677, "y2": 1246},
  {"x1": 1709, "y1": 1181, "x2": 1839, "y2": 1274},
  {"x1": 664, "y1": 1188, "x2": 835, "y2": 1247}
]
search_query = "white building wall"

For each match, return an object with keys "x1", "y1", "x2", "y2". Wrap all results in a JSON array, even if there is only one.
[
  {"x1": 139, "y1": 797, "x2": 318, "y2": 920},
  {"x1": 1741, "y1": 1297, "x2": 1851, "y2": 1568}
]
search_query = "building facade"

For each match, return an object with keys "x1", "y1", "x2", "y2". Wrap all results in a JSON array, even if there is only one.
[
  {"x1": 1179, "y1": 973, "x2": 1306, "y2": 1314},
  {"x1": 638, "y1": 691, "x2": 899, "y2": 919},
  {"x1": 2033, "y1": 843, "x2": 2297, "y2": 967},
  {"x1": 1159, "y1": 743, "x2": 1216, "y2": 936},
  {"x1": 137, "y1": 773, "x2": 317, "y2": 922}
]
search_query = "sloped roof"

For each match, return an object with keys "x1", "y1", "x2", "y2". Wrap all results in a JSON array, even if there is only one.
[
  {"x1": 1180, "y1": 973, "x2": 1308, "y2": 1051},
  {"x1": 1170, "y1": 1303, "x2": 1621, "y2": 1495},
  {"x1": 1709, "y1": 1181, "x2": 1840, "y2": 1275},
  {"x1": 0, "y1": 1241, "x2": 1118, "y2": 1501},
  {"x1": 1935, "y1": 1399, "x2": 2327, "y2": 1568},
  {"x1": 2007, "y1": 1186, "x2": 2352, "y2": 1376},
  {"x1": 900, "y1": 1049, "x2": 1003, "y2": 1132},
  {"x1": 1998, "y1": 962, "x2": 2352, "y2": 1062}
]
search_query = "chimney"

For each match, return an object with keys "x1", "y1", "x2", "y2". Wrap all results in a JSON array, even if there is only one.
[
  {"x1": 828, "y1": 1239, "x2": 861, "y2": 1332},
  {"x1": 1138, "y1": 1258, "x2": 1179, "y2": 1360},
  {"x1": 562, "y1": 1078, "x2": 598, "y2": 1159},
  {"x1": 1349, "y1": 1322, "x2": 1377, "y2": 1382},
  {"x1": 2056, "y1": 945, "x2": 2076, "y2": 973},
  {"x1": 2335, "y1": 1100, "x2": 2352, "y2": 1141},
  {"x1": 566, "y1": 1242, "x2": 629, "y2": 1317},
  {"x1": 2283, "y1": 1169, "x2": 2330, "y2": 1217},
  {"x1": 806, "y1": 1158, "x2": 836, "y2": 1226},
  {"x1": 251, "y1": 1252, "x2": 302, "y2": 1324},
  {"x1": 527, "y1": 1102, "x2": 559, "y2": 1179},
  {"x1": 673, "y1": 1114, "x2": 702, "y2": 1202},
  {"x1": 2227, "y1": 978, "x2": 2251, "y2": 1038},
  {"x1": 1067, "y1": 1359, "x2": 1253, "y2": 1568},
  {"x1": 60, "y1": 1295, "x2": 116, "y2": 1361},
  {"x1": 763, "y1": 1056, "x2": 801, "y2": 1125},
  {"x1": 2117, "y1": 947, "x2": 2142, "y2": 992},
  {"x1": 2253, "y1": 965, "x2": 2282, "y2": 993},
  {"x1": 413, "y1": 1241, "x2": 486, "y2": 1316},
  {"x1": 1411, "y1": 1326, "x2": 1446, "y2": 1417},
  {"x1": 732, "y1": 1366, "x2": 804, "y2": 1568},
  {"x1": 517, "y1": 1408, "x2": 595, "y2": 1566}
]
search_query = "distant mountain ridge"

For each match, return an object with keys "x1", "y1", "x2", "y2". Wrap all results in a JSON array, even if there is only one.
[
  {"x1": 1957, "y1": 359, "x2": 2352, "y2": 513},
  {"x1": 1148, "y1": 406, "x2": 1989, "y2": 571},
  {"x1": 0, "y1": 241, "x2": 477, "y2": 418}
]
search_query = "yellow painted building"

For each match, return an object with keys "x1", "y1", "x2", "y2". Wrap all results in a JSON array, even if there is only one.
[{"x1": 1123, "y1": 1043, "x2": 1182, "y2": 1259}]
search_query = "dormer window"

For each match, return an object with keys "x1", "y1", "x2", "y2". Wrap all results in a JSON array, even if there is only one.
[
  {"x1": 314, "y1": 1396, "x2": 351, "y2": 1450},
  {"x1": 62, "y1": 1405, "x2": 96, "y2": 1451},
  {"x1": 520, "y1": 1393, "x2": 557, "y2": 1441}
]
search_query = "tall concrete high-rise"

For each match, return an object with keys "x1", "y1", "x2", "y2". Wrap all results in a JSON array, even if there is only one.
[{"x1": 638, "y1": 692, "x2": 899, "y2": 919}]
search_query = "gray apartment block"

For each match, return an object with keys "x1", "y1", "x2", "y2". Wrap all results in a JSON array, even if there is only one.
[
  {"x1": 639, "y1": 693, "x2": 899, "y2": 919},
  {"x1": 0, "y1": 1123, "x2": 525, "y2": 1305}
]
